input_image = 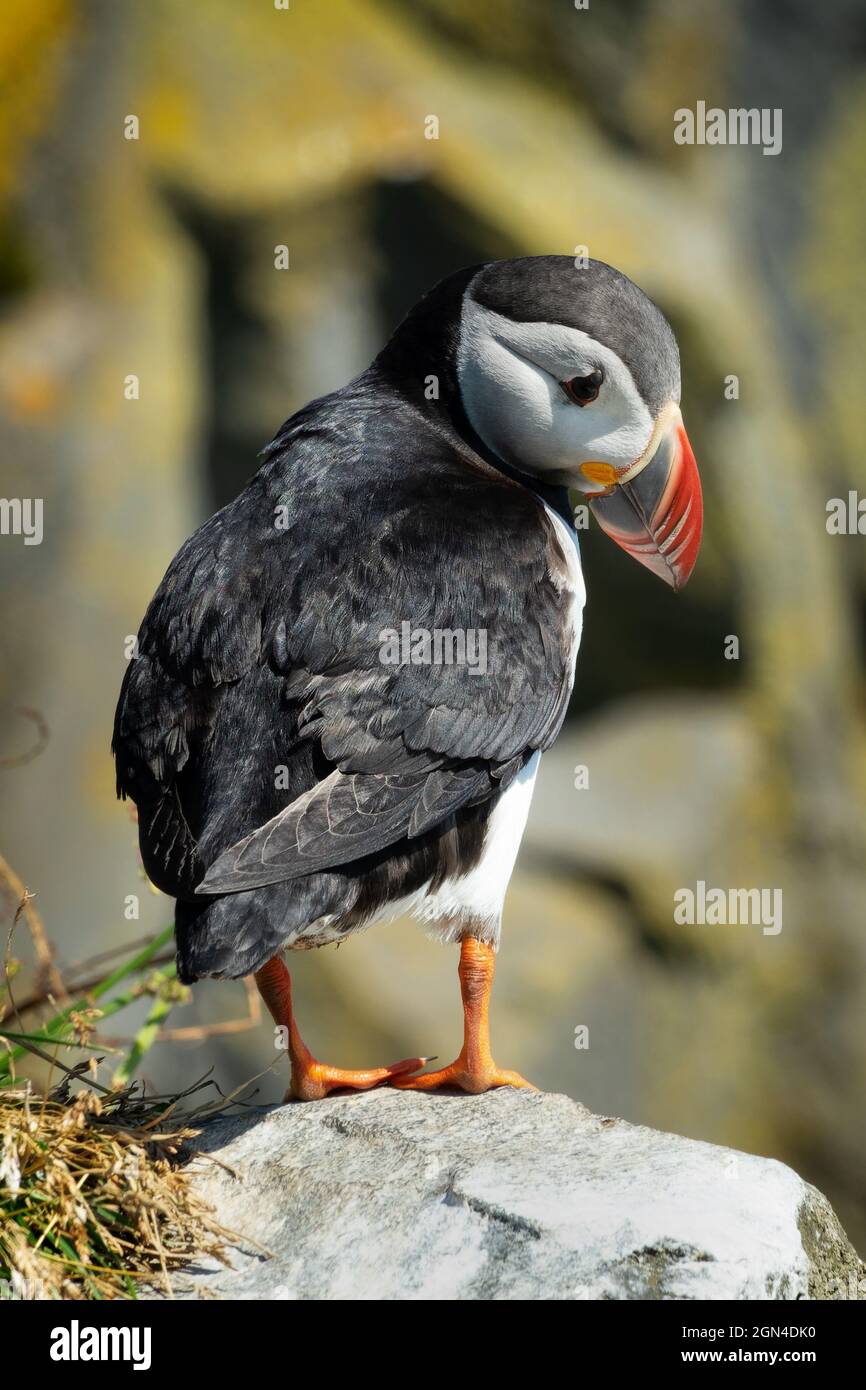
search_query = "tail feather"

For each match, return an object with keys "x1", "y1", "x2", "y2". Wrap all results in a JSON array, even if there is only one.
[{"x1": 175, "y1": 873, "x2": 355, "y2": 983}]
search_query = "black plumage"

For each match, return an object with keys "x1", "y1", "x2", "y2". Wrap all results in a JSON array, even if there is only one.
[{"x1": 113, "y1": 262, "x2": 580, "y2": 984}]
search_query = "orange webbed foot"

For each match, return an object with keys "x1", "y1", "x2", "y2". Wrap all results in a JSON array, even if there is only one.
[
  {"x1": 287, "y1": 1055, "x2": 430, "y2": 1102},
  {"x1": 390, "y1": 1053, "x2": 536, "y2": 1094}
]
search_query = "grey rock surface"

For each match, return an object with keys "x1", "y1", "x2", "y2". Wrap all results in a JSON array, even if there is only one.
[{"x1": 159, "y1": 1089, "x2": 863, "y2": 1301}]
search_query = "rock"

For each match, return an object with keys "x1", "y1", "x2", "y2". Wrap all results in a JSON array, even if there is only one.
[{"x1": 157, "y1": 1089, "x2": 862, "y2": 1301}]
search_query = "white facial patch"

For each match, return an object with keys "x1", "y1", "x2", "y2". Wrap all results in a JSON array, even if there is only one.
[{"x1": 456, "y1": 298, "x2": 655, "y2": 488}]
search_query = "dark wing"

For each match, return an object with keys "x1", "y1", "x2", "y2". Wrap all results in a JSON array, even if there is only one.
[
  {"x1": 112, "y1": 502, "x2": 267, "y2": 896},
  {"x1": 115, "y1": 392, "x2": 579, "y2": 900},
  {"x1": 196, "y1": 441, "x2": 578, "y2": 894}
]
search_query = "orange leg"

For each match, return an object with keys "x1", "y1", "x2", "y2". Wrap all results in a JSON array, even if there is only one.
[
  {"x1": 392, "y1": 936, "x2": 536, "y2": 1094},
  {"x1": 254, "y1": 955, "x2": 428, "y2": 1102}
]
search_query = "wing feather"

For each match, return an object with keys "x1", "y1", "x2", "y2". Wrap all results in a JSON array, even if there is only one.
[{"x1": 114, "y1": 390, "x2": 580, "y2": 902}]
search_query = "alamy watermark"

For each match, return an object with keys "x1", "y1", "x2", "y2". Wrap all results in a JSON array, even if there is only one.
[
  {"x1": 674, "y1": 880, "x2": 782, "y2": 936},
  {"x1": 674, "y1": 102, "x2": 782, "y2": 157},
  {"x1": 827, "y1": 1273, "x2": 866, "y2": 1300},
  {"x1": 379, "y1": 621, "x2": 488, "y2": 676},
  {"x1": 0, "y1": 498, "x2": 43, "y2": 545},
  {"x1": 826, "y1": 492, "x2": 866, "y2": 534},
  {"x1": 50, "y1": 1320, "x2": 151, "y2": 1370}
]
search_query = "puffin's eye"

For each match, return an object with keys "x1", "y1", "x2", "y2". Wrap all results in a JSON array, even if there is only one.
[{"x1": 561, "y1": 368, "x2": 604, "y2": 406}]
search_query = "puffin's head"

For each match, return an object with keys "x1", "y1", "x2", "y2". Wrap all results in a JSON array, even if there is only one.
[{"x1": 455, "y1": 256, "x2": 702, "y2": 591}]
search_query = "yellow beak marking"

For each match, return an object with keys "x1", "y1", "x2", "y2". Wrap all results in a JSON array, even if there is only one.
[{"x1": 579, "y1": 461, "x2": 620, "y2": 487}]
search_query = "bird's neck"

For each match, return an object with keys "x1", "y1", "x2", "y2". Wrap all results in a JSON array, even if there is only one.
[{"x1": 373, "y1": 281, "x2": 573, "y2": 528}]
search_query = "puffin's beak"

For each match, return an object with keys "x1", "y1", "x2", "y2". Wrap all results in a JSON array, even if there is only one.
[{"x1": 586, "y1": 403, "x2": 702, "y2": 591}]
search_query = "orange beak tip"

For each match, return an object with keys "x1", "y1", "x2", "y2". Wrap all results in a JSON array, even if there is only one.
[{"x1": 587, "y1": 412, "x2": 702, "y2": 592}]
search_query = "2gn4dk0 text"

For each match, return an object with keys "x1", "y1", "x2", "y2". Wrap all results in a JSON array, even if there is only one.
[{"x1": 686, "y1": 1327, "x2": 815, "y2": 1340}]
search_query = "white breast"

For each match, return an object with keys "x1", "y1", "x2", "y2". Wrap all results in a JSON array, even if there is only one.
[
  {"x1": 410, "y1": 750, "x2": 542, "y2": 947},
  {"x1": 541, "y1": 498, "x2": 586, "y2": 691}
]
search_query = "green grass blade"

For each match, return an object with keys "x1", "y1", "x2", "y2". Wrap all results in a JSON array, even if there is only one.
[{"x1": 0, "y1": 924, "x2": 174, "y2": 1077}]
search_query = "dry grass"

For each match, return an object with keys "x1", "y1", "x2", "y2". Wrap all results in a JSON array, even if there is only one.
[
  {"x1": 0, "y1": 1080, "x2": 234, "y2": 1300},
  {"x1": 0, "y1": 848, "x2": 264, "y2": 1301}
]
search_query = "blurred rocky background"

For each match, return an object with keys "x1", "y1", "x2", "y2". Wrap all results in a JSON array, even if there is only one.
[{"x1": 1, "y1": 0, "x2": 865, "y2": 1251}]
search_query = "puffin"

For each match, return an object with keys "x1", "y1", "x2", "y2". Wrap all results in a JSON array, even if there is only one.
[{"x1": 113, "y1": 256, "x2": 702, "y2": 1100}]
